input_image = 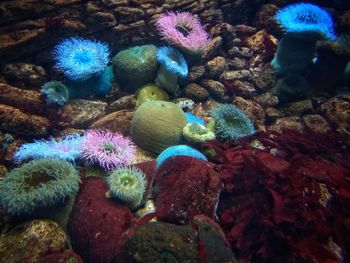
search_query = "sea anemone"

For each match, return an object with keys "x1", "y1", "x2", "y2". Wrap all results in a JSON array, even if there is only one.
[
  {"x1": 183, "y1": 122, "x2": 215, "y2": 144},
  {"x1": 155, "y1": 11, "x2": 210, "y2": 54},
  {"x1": 0, "y1": 159, "x2": 80, "y2": 216},
  {"x1": 210, "y1": 104, "x2": 255, "y2": 142},
  {"x1": 106, "y1": 166, "x2": 147, "y2": 209},
  {"x1": 53, "y1": 37, "x2": 110, "y2": 81},
  {"x1": 41, "y1": 81, "x2": 69, "y2": 106},
  {"x1": 184, "y1": 112, "x2": 205, "y2": 125},
  {"x1": 14, "y1": 133, "x2": 85, "y2": 163},
  {"x1": 155, "y1": 46, "x2": 188, "y2": 96},
  {"x1": 156, "y1": 145, "x2": 207, "y2": 169},
  {"x1": 271, "y1": 3, "x2": 336, "y2": 75},
  {"x1": 81, "y1": 130, "x2": 136, "y2": 170}
]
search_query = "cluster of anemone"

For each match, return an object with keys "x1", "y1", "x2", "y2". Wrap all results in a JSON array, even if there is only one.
[
  {"x1": 0, "y1": 159, "x2": 80, "y2": 216},
  {"x1": 81, "y1": 130, "x2": 136, "y2": 171},
  {"x1": 183, "y1": 122, "x2": 215, "y2": 144},
  {"x1": 155, "y1": 11, "x2": 210, "y2": 54}
]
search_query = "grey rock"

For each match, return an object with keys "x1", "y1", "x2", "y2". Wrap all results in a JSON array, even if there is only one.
[
  {"x1": 227, "y1": 46, "x2": 254, "y2": 59},
  {"x1": 205, "y1": 56, "x2": 228, "y2": 79},
  {"x1": 184, "y1": 83, "x2": 210, "y2": 102},
  {"x1": 201, "y1": 79, "x2": 228, "y2": 101},
  {"x1": 187, "y1": 65, "x2": 206, "y2": 82},
  {"x1": 2, "y1": 63, "x2": 47, "y2": 88},
  {"x1": 253, "y1": 93, "x2": 279, "y2": 107}
]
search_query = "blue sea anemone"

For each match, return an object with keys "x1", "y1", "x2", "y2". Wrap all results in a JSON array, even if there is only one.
[
  {"x1": 156, "y1": 144, "x2": 207, "y2": 169},
  {"x1": 155, "y1": 46, "x2": 188, "y2": 96},
  {"x1": 14, "y1": 133, "x2": 85, "y2": 163},
  {"x1": 184, "y1": 112, "x2": 205, "y2": 125},
  {"x1": 210, "y1": 104, "x2": 255, "y2": 142},
  {"x1": 271, "y1": 3, "x2": 336, "y2": 75},
  {"x1": 41, "y1": 81, "x2": 69, "y2": 106},
  {"x1": 106, "y1": 166, "x2": 147, "y2": 209},
  {"x1": 53, "y1": 37, "x2": 110, "y2": 81},
  {"x1": 0, "y1": 159, "x2": 80, "y2": 216}
]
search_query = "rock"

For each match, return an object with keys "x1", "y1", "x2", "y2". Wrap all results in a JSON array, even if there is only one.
[
  {"x1": 201, "y1": 36, "x2": 223, "y2": 60},
  {"x1": 233, "y1": 96, "x2": 266, "y2": 131},
  {"x1": 173, "y1": 97, "x2": 195, "y2": 111},
  {"x1": 205, "y1": 56, "x2": 228, "y2": 79},
  {"x1": 253, "y1": 93, "x2": 279, "y2": 107},
  {"x1": 184, "y1": 83, "x2": 210, "y2": 102},
  {"x1": 187, "y1": 65, "x2": 206, "y2": 82},
  {"x1": 0, "y1": 219, "x2": 69, "y2": 263},
  {"x1": 0, "y1": 104, "x2": 50, "y2": 137},
  {"x1": 155, "y1": 156, "x2": 222, "y2": 224},
  {"x1": 1, "y1": 63, "x2": 47, "y2": 88},
  {"x1": 68, "y1": 177, "x2": 133, "y2": 263},
  {"x1": 227, "y1": 57, "x2": 248, "y2": 70},
  {"x1": 58, "y1": 99, "x2": 107, "y2": 129},
  {"x1": 254, "y1": 4, "x2": 280, "y2": 33},
  {"x1": 108, "y1": 95, "x2": 136, "y2": 112},
  {"x1": 269, "y1": 116, "x2": 305, "y2": 133},
  {"x1": 303, "y1": 114, "x2": 331, "y2": 134},
  {"x1": 131, "y1": 147, "x2": 156, "y2": 166},
  {"x1": 0, "y1": 165, "x2": 7, "y2": 178},
  {"x1": 227, "y1": 46, "x2": 254, "y2": 59},
  {"x1": 209, "y1": 22, "x2": 238, "y2": 49},
  {"x1": 265, "y1": 107, "x2": 283, "y2": 122},
  {"x1": 279, "y1": 100, "x2": 314, "y2": 116},
  {"x1": 190, "y1": 99, "x2": 220, "y2": 124},
  {"x1": 220, "y1": 69, "x2": 251, "y2": 82},
  {"x1": 36, "y1": 250, "x2": 83, "y2": 263},
  {"x1": 223, "y1": 79, "x2": 257, "y2": 97},
  {"x1": 0, "y1": 82, "x2": 45, "y2": 114},
  {"x1": 89, "y1": 109, "x2": 133, "y2": 135},
  {"x1": 250, "y1": 64, "x2": 277, "y2": 91},
  {"x1": 244, "y1": 29, "x2": 272, "y2": 52},
  {"x1": 201, "y1": 79, "x2": 229, "y2": 101}
]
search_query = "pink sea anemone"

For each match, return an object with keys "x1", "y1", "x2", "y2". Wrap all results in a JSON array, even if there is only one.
[
  {"x1": 155, "y1": 11, "x2": 210, "y2": 54},
  {"x1": 81, "y1": 130, "x2": 136, "y2": 170}
]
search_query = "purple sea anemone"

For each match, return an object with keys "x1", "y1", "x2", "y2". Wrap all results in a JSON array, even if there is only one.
[
  {"x1": 155, "y1": 11, "x2": 210, "y2": 54},
  {"x1": 81, "y1": 130, "x2": 136, "y2": 170}
]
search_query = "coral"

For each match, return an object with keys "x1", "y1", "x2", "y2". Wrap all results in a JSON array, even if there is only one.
[
  {"x1": 106, "y1": 166, "x2": 147, "y2": 209},
  {"x1": 184, "y1": 112, "x2": 205, "y2": 125},
  {"x1": 41, "y1": 81, "x2": 69, "y2": 106},
  {"x1": 13, "y1": 133, "x2": 85, "y2": 163},
  {"x1": 112, "y1": 45, "x2": 158, "y2": 92},
  {"x1": 81, "y1": 130, "x2": 136, "y2": 170},
  {"x1": 135, "y1": 83, "x2": 169, "y2": 108},
  {"x1": 183, "y1": 122, "x2": 215, "y2": 144},
  {"x1": 156, "y1": 145, "x2": 207, "y2": 168},
  {"x1": 0, "y1": 159, "x2": 80, "y2": 216},
  {"x1": 210, "y1": 104, "x2": 255, "y2": 142},
  {"x1": 53, "y1": 37, "x2": 110, "y2": 81},
  {"x1": 155, "y1": 11, "x2": 210, "y2": 54},
  {"x1": 130, "y1": 100, "x2": 187, "y2": 154}
]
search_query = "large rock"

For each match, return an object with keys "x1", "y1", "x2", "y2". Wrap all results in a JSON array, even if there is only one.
[{"x1": 90, "y1": 109, "x2": 133, "y2": 135}]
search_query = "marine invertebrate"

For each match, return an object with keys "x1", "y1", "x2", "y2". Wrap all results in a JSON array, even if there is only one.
[
  {"x1": 271, "y1": 3, "x2": 336, "y2": 75},
  {"x1": 155, "y1": 46, "x2": 188, "y2": 96},
  {"x1": 210, "y1": 104, "x2": 255, "y2": 142},
  {"x1": 14, "y1": 133, "x2": 85, "y2": 163},
  {"x1": 156, "y1": 145, "x2": 207, "y2": 168},
  {"x1": 184, "y1": 112, "x2": 205, "y2": 125},
  {"x1": 130, "y1": 100, "x2": 187, "y2": 154},
  {"x1": 81, "y1": 130, "x2": 136, "y2": 170},
  {"x1": 106, "y1": 166, "x2": 147, "y2": 209},
  {"x1": 53, "y1": 37, "x2": 110, "y2": 80},
  {"x1": 112, "y1": 45, "x2": 158, "y2": 92},
  {"x1": 183, "y1": 122, "x2": 215, "y2": 144},
  {"x1": 135, "y1": 83, "x2": 169, "y2": 108},
  {"x1": 0, "y1": 159, "x2": 80, "y2": 216},
  {"x1": 41, "y1": 81, "x2": 69, "y2": 106},
  {"x1": 155, "y1": 11, "x2": 210, "y2": 54}
]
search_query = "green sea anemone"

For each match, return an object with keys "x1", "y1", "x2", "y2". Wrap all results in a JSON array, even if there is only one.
[
  {"x1": 183, "y1": 122, "x2": 215, "y2": 144},
  {"x1": 41, "y1": 81, "x2": 69, "y2": 106},
  {"x1": 0, "y1": 159, "x2": 80, "y2": 216},
  {"x1": 106, "y1": 166, "x2": 147, "y2": 209}
]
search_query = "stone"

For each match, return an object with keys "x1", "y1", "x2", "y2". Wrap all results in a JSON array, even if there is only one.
[
  {"x1": 265, "y1": 107, "x2": 283, "y2": 122},
  {"x1": 209, "y1": 22, "x2": 237, "y2": 49},
  {"x1": 0, "y1": 104, "x2": 50, "y2": 137},
  {"x1": 201, "y1": 79, "x2": 229, "y2": 101},
  {"x1": 320, "y1": 95, "x2": 350, "y2": 134},
  {"x1": 223, "y1": 79, "x2": 257, "y2": 97},
  {"x1": 108, "y1": 95, "x2": 136, "y2": 112},
  {"x1": 227, "y1": 57, "x2": 247, "y2": 70},
  {"x1": 184, "y1": 83, "x2": 210, "y2": 102},
  {"x1": 254, "y1": 4, "x2": 280, "y2": 33},
  {"x1": 205, "y1": 56, "x2": 228, "y2": 79},
  {"x1": 220, "y1": 70, "x2": 251, "y2": 82},
  {"x1": 303, "y1": 114, "x2": 331, "y2": 134},
  {"x1": 0, "y1": 219, "x2": 69, "y2": 263},
  {"x1": 89, "y1": 109, "x2": 133, "y2": 135},
  {"x1": 269, "y1": 116, "x2": 305, "y2": 133},
  {"x1": 172, "y1": 97, "x2": 195, "y2": 111},
  {"x1": 36, "y1": 250, "x2": 83, "y2": 263},
  {"x1": 58, "y1": 99, "x2": 107, "y2": 128},
  {"x1": 187, "y1": 65, "x2": 206, "y2": 82},
  {"x1": 250, "y1": 64, "x2": 277, "y2": 91},
  {"x1": 201, "y1": 36, "x2": 223, "y2": 60},
  {"x1": 1, "y1": 63, "x2": 47, "y2": 88},
  {"x1": 233, "y1": 96, "x2": 265, "y2": 131},
  {"x1": 253, "y1": 93, "x2": 279, "y2": 107},
  {"x1": 190, "y1": 99, "x2": 220, "y2": 124},
  {"x1": 227, "y1": 46, "x2": 254, "y2": 59},
  {"x1": 279, "y1": 100, "x2": 314, "y2": 116}
]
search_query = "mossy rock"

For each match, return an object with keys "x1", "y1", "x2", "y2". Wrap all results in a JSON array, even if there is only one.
[
  {"x1": 130, "y1": 100, "x2": 187, "y2": 154},
  {"x1": 135, "y1": 83, "x2": 169, "y2": 108},
  {"x1": 112, "y1": 45, "x2": 159, "y2": 92}
]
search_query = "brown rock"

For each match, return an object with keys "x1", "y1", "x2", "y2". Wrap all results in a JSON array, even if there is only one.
[
  {"x1": 201, "y1": 36, "x2": 222, "y2": 60},
  {"x1": 279, "y1": 100, "x2": 314, "y2": 116},
  {"x1": 254, "y1": 4, "x2": 280, "y2": 33},
  {"x1": 265, "y1": 107, "x2": 283, "y2": 121},
  {"x1": 224, "y1": 79, "x2": 257, "y2": 97},
  {"x1": 205, "y1": 56, "x2": 228, "y2": 79},
  {"x1": 89, "y1": 109, "x2": 133, "y2": 135},
  {"x1": 108, "y1": 95, "x2": 136, "y2": 112},
  {"x1": 233, "y1": 96, "x2": 265, "y2": 130},
  {"x1": 201, "y1": 79, "x2": 229, "y2": 101},
  {"x1": 253, "y1": 93, "x2": 279, "y2": 107},
  {"x1": 303, "y1": 114, "x2": 331, "y2": 134},
  {"x1": 269, "y1": 116, "x2": 305, "y2": 133},
  {"x1": 184, "y1": 83, "x2": 210, "y2": 102},
  {"x1": 227, "y1": 46, "x2": 254, "y2": 58},
  {"x1": 187, "y1": 65, "x2": 206, "y2": 82},
  {"x1": 190, "y1": 99, "x2": 220, "y2": 124},
  {"x1": 220, "y1": 70, "x2": 251, "y2": 81},
  {"x1": 250, "y1": 64, "x2": 277, "y2": 91},
  {"x1": 0, "y1": 104, "x2": 50, "y2": 137},
  {"x1": 227, "y1": 57, "x2": 247, "y2": 70}
]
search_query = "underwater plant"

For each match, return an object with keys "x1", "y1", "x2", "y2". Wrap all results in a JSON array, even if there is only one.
[
  {"x1": 0, "y1": 158, "x2": 80, "y2": 216},
  {"x1": 271, "y1": 3, "x2": 336, "y2": 75},
  {"x1": 210, "y1": 104, "x2": 255, "y2": 142},
  {"x1": 155, "y1": 11, "x2": 210, "y2": 54},
  {"x1": 183, "y1": 122, "x2": 215, "y2": 144},
  {"x1": 53, "y1": 37, "x2": 110, "y2": 80},
  {"x1": 106, "y1": 166, "x2": 147, "y2": 209},
  {"x1": 14, "y1": 133, "x2": 85, "y2": 163},
  {"x1": 155, "y1": 46, "x2": 188, "y2": 96},
  {"x1": 81, "y1": 130, "x2": 136, "y2": 171},
  {"x1": 156, "y1": 144, "x2": 207, "y2": 168},
  {"x1": 41, "y1": 81, "x2": 69, "y2": 106}
]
